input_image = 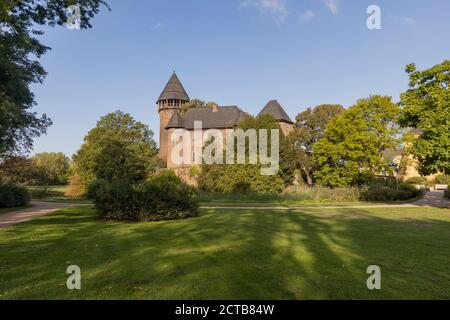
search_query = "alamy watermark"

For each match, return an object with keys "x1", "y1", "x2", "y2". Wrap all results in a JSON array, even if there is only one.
[
  {"x1": 170, "y1": 121, "x2": 280, "y2": 175},
  {"x1": 66, "y1": 5, "x2": 81, "y2": 30},
  {"x1": 66, "y1": 265, "x2": 81, "y2": 290},
  {"x1": 366, "y1": 265, "x2": 381, "y2": 290},
  {"x1": 367, "y1": 5, "x2": 382, "y2": 30}
]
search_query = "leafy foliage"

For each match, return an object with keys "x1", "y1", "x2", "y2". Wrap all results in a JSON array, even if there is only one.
[
  {"x1": 405, "y1": 176, "x2": 427, "y2": 185},
  {"x1": 0, "y1": 156, "x2": 39, "y2": 185},
  {"x1": 179, "y1": 99, "x2": 218, "y2": 117},
  {"x1": 313, "y1": 96, "x2": 400, "y2": 187},
  {"x1": 89, "y1": 170, "x2": 198, "y2": 221},
  {"x1": 399, "y1": 60, "x2": 450, "y2": 175},
  {"x1": 0, "y1": 184, "x2": 30, "y2": 208},
  {"x1": 71, "y1": 111, "x2": 158, "y2": 192},
  {"x1": 291, "y1": 104, "x2": 344, "y2": 185},
  {"x1": 32, "y1": 152, "x2": 70, "y2": 185},
  {"x1": 361, "y1": 184, "x2": 423, "y2": 202},
  {"x1": 198, "y1": 114, "x2": 293, "y2": 193},
  {"x1": 0, "y1": 0, "x2": 108, "y2": 156},
  {"x1": 433, "y1": 174, "x2": 450, "y2": 185},
  {"x1": 64, "y1": 170, "x2": 86, "y2": 198}
]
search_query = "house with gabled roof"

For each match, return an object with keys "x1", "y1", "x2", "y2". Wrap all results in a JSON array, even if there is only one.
[{"x1": 156, "y1": 72, "x2": 294, "y2": 171}]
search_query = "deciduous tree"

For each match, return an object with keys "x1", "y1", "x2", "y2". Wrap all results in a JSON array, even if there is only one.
[
  {"x1": 32, "y1": 152, "x2": 70, "y2": 185},
  {"x1": 314, "y1": 96, "x2": 400, "y2": 187},
  {"x1": 399, "y1": 60, "x2": 450, "y2": 175},
  {"x1": 291, "y1": 104, "x2": 344, "y2": 185},
  {"x1": 72, "y1": 111, "x2": 158, "y2": 190},
  {"x1": 0, "y1": 0, "x2": 109, "y2": 156}
]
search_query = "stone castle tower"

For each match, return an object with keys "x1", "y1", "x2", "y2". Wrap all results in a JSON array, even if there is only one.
[{"x1": 156, "y1": 72, "x2": 190, "y2": 164}]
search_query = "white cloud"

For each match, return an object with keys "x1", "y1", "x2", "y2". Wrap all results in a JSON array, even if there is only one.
[
  {"x1": 240, "y1": 0, "x2": 290, "y2": 23},
  {"x1": 299, "y1": 10, "x2": 315, "y2": 22},
  {"x1": 325, "y1": 0, "x2": 339, "y2": 16}
]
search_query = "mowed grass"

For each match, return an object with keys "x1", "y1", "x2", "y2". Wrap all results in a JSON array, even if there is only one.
[{"x1": 0, "y1": 206, "x2": 449, "y2": 299}]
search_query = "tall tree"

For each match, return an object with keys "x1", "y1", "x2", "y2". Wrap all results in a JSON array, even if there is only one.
[
  {"x1": 399, "y1": 60, "x2": 450, "y2": 176},
  {"x1": 291, "y1": 104, "x2": 344, "y2": 185},
  {"x1": 32, "y1": 152, "x2": 70, "y2": 185},
  {"x1": 73, "y1": 111, "x2": 158, "y2": 188},
  {"x1": 0, "y1": 0, "x2": 108, "y2": 157},
  {"x1": 0, "y1": 156, "x2": 39, "y2": 185},
  {"x1": 313, "y1": 96, "x2": 400, "y2": 187}
]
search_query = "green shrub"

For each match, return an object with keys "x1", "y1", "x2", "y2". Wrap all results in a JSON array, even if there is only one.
[
  {"x1": 199, "y1": 164, "x2": 284, "y2": 194},
  {"x1": 434, "y1": 175, "x2": 450, "y2": 185},
  {"x1": 285, "y1": 185, "x2": 362, "y2": 202},
  {"x1": 445, "y1": 188, "x2": 450, "y2": 199},
  {"x1": 198, "y1": 185, "x2": 362, "y2": 204},
  {"x1": 405, "y1": 176, "x2": 427, "y2": 185},
  {"x1": 137, "y1": 171, "x2": 198, "y2": 221},
  {"x1": 0, "y1": 185, "x2": 30, "y2": 208},
  {"x1": 361, "y1": 184, "x2": 423, "y2": 202},
  {"x1": 89, "y1": 171, "x2": 198, "y2": 221},
  {"x1": 89, "y1": 178, "x2": 141, "y2": 221}
]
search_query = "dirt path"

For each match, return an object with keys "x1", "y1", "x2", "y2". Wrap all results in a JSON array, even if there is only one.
[
  {"x1": 0, "y1": 202, "x2": 73, "y2": 228},
  {"x1": 413, "y1": 191, "x2": 450, "y2": 208}
]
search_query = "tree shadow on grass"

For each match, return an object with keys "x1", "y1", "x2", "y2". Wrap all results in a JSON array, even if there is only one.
[{"x1": 0, "y1": 206, "x2": 449, "y2": 299}]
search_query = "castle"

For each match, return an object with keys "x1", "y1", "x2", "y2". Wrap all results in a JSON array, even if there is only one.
[{"x1": 156, "y1": 72, "x2": 294, "y2": 171}]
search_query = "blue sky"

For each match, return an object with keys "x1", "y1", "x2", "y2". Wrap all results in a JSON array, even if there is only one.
[{"x1": 30, "y1": 0, "x2": 450, "y2": 157}]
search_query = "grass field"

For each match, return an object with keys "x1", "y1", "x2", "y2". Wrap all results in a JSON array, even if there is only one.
[
  {"x1": 0, "y1": 205, "x2": 449, "y2": 299},
  {"x1": 25, "y1": 186, "x2": 422, "y2": 207}
]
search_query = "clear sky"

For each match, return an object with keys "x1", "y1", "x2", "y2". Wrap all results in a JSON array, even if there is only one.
[{"x1": 30, "y1": 0, "x2": 450, "y2": 157}]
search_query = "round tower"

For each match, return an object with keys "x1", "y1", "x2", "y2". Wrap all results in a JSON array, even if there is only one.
[{"x1": 157, "y1": 72, "x2": 190, "y2": 164}]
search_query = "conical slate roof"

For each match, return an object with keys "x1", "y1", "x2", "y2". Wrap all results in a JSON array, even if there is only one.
[
  {"x1": 166, "y1": 111, "x2": 184, "y2": 129},
  {"x1": 258, "y1": 100, "x2": 293, "y2": 124},
  {"x1": 157, "y1": 72, "x2": 190, "y2": 103}
]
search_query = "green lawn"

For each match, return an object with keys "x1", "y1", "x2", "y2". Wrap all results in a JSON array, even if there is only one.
[
  {"x1": 26, "y1": 185, "x2": 92, "y2": 204},
  {"x1": 0, "y1": 206, "x2": 449, "y2": 299}
]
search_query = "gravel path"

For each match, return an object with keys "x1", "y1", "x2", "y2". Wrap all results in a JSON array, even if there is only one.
[
  {"x1": 0, "y1": 201, "x2": 73, "y2": 228},
  {"x1": 413, "y1": 191, "x2": 450, "y2": 208}
]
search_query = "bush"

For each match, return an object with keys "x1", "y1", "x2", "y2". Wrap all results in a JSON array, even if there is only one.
[
  {"x1": 0, "y1": 185, "x2": 30, "y2": 208},
  {"x1": 65, "y1": 173, "x2": 86, "y2": 199},
  {"x1": 434, "y1": 174, "x2": 450, "y2": 185},
  {"x1": 361, "y1": 183, "x2": 423, "y2": 202},
  {"x1": 445, "y1": 188, "x2": 450, "y2": 199},
  {"x1": 88, "y1": 178, "x2": 141, "y2": 221},
  {"x1": 138, "y1": 171, "x2": 198, "y2": 221},
  {"x1": 285, "y1": 185, "x2": 362, "y2": 202},
  {"x1": 199, "y1": 164, "x2": 284, "y2": 194},
  {"x1": 405, "y1": 176, "x2": 427, "y2": 185},
  {"x1": 89, "y1": 171, "x2": 198, "y2": 221},
  {"x1": 198, "y1": 185, "x2": 362, "y2": 204}
]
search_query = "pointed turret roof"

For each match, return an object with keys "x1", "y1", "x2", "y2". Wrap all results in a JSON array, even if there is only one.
[
  {"x1": 157, "y1": 72, "x2": 190, "y2": 103},
  {"x1": 258, "y1": 100, "x2": 293, "y2": 124},
  {"x1": 165, "y1": 111, "x2": 184, "y2": 129}
]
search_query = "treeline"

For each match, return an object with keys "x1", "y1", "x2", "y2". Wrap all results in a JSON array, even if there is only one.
[
  {"x1": 197, "y1": 59, "x2": 450, "y2": 192},
  {"x1": 0, "y1": 152, "x2": 70, "y2": 186}
]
